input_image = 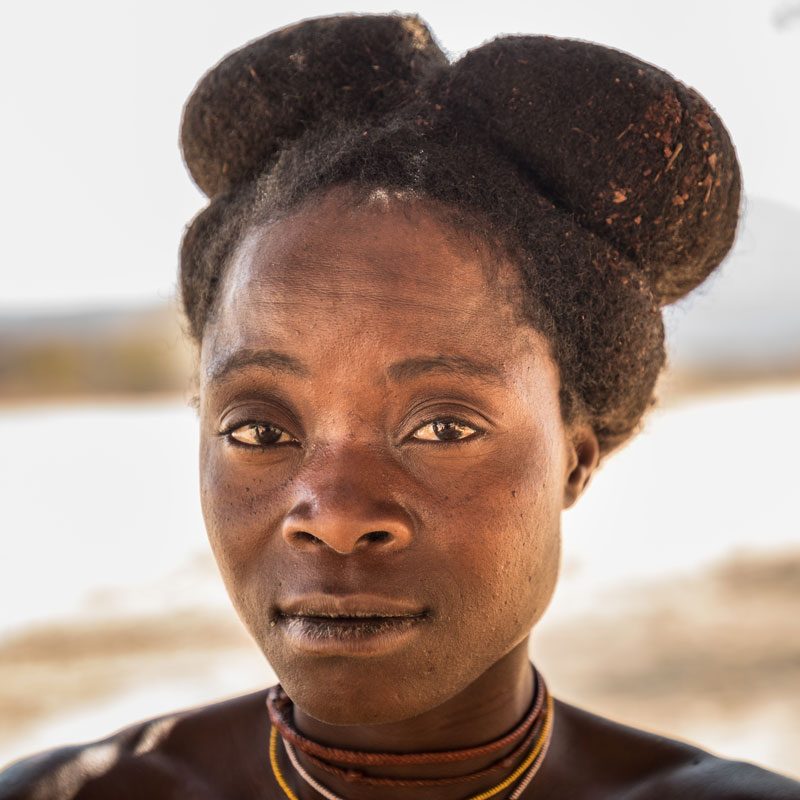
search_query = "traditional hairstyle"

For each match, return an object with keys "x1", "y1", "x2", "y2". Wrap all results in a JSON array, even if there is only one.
[{"x1": 179, "y1": 14, "x2": 740, "y2": 455}]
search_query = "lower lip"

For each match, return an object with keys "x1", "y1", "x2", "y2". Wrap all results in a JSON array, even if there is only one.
[{"x1": 277, "y1": 615, "x2": 427, "y2": 657}]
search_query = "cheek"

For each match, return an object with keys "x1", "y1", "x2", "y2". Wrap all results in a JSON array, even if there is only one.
[
  {"x1": 421, "y1": 433, "x2": 564, "y2": 633},
  {"x1": 505, "y1": 430, "x2": 564, "y2": 621},
  {"x1": 199, "y1": 436, "x2": 285, "y2": 604}
]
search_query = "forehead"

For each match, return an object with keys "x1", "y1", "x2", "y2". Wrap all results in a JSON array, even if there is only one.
[{"x1": 200, "y1": 194, "x2": 551, "y2": 382}]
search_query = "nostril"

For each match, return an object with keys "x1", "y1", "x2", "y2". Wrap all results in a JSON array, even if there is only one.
[
  {"x1": 293, "y1": 531, "x2": 322, "y2": 545},
  {"x1": 281, "y1": 514, "x2": 413, "y2": 554},
  {"x1": 362, "y1": 530, "x2": 392, "y2": 545}
]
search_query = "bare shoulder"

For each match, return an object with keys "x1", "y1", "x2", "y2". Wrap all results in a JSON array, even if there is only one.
[
  {"x1": 0, "y1": 689, "x2": 272, "y2": 800},
  {"x1": 552, "y1": 700, "x2": 800, "y2": 800},
  {"x1": 634, "y1": 753, "x2": 800, "y2": 800}
]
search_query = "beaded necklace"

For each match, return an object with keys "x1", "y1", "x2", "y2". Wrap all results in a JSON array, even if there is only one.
[{"x1": 268, "y1": 675, "x2": 554, "y2": 800}]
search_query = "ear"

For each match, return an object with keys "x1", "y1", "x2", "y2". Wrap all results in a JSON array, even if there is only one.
[{"x1": 562, "y1": 423, "x2": 600, "y2": 509}]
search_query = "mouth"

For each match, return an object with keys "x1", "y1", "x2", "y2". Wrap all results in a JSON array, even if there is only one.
[{"x1": 274, "y1": 593, "x2": 430, "y2": 656}]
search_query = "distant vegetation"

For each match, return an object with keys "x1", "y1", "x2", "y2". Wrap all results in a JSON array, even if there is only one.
[{"x1": 0, "y1": 303, "x2": 194, "y2": 403}]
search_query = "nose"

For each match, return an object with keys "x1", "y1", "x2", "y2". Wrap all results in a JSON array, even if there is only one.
[{"x1": 280, "y1": 465, "x2": 414, "y2": 555}]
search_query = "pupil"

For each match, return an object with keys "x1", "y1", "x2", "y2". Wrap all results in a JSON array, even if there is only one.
[
  {"x1": 254, "y1": 424, "x2": 281, "y2": 444},
  {"x1": 434, "y1": 421, "x2": 463, "y2": 441}
]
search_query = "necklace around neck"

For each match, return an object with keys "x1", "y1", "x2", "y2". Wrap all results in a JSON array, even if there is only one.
[{"x1": 267, "y1": 670, "x2": 554, "y2": 800}]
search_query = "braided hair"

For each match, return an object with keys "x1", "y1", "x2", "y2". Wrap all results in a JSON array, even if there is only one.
[{"x1": 179, "y1": 14, "x2": 740, "y2": 455}]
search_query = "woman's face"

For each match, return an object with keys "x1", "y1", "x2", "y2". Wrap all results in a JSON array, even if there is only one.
[{"x1": 198, "y1": 191, "x2": 593, "y2": 724}]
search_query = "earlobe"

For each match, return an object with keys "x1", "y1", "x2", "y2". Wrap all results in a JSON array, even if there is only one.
[{"x1": 563, "y1": 425, "x2": 600, "y2": 508}]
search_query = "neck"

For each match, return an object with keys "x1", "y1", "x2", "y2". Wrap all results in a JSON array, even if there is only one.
[{"x1": 286, "y1": 639, "x2": 536, "y2": 800}]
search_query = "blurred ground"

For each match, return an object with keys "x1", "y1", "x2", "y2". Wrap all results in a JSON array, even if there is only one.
[{"x1": 538, "y1": 550, "x2": 800, "y2": 773}]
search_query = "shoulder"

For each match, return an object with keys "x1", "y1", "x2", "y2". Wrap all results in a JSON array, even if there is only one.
[
  {"x1": 633, "y1": 754, "x2": 800, "y2": 800},
  {"x1": 0, "y1": 689, "x2": 273, "y2": 800},
  {"x1": 552, "y1": 700, "x2": 800, "y2": 800},
  {"x1": 0, "y1": 728, "x2": 205, "y2": 800}
]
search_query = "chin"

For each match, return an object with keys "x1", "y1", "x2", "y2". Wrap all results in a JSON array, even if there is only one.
[
  {"x1": 263, "y1": 641, "x2": 478, "y2": 726},
  {"x1": 291, "y1": 685, "x2": 420, "y2": 726}
]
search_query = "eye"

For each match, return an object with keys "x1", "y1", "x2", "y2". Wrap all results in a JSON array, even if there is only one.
[
  {"x1": 411, "y1": 418, "x2": 480, "y2": 443},
  {"x1": 224, "y1": 421, "x2": 297, "y2": 448}
]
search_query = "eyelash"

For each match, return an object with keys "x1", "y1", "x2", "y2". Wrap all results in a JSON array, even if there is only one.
[
  {"x1": 218, "y1": 416, "x2": 483, "y2": 450},
  {"x1": 410, "y1": 416, "x2": 483, "y2": 445},
  {"x1": 218, "y1": 420, "x2": 299, "y2": 450}
]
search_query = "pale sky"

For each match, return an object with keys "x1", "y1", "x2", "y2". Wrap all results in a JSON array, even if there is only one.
[{"x1": 2, "y1": 0, "x2": 798, "y2": 311}]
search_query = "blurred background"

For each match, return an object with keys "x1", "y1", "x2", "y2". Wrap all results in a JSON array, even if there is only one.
[{"x1": 1, "y1": 0, "x2": 799, "y2": 780}]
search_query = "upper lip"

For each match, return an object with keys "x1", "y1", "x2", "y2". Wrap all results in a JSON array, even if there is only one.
[{"x1": 278, "y1": 593, "x2": 428, "y2": 619}]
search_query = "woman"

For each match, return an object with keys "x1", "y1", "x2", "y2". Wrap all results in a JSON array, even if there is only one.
[{"x1": 2, "y1": 13, "x2": 798, "y2": 800}]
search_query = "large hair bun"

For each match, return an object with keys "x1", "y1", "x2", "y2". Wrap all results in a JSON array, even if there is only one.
[
  {"x1": 440, "y1": 37, "x2": 741, "y2": 305},
  {"x1": 181, "y1": 14, "x2": 447, "y2": 197},
  {"x1": 182, "y1": 17, "x2": 740, "y2": 306}
]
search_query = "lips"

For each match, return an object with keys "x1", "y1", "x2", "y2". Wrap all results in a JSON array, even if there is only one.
[
  {"x1": 278, "y1": 592, "x2": 427, "y2": 619},
  {"x1": 275, "y1": 593, "x2": 429, "y2": 656}
]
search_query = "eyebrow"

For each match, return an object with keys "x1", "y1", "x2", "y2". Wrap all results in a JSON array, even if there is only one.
[
  {"x1": 207, "y1": 348, "x2": 505, "y2": 385},
  {"x1": 206, "y1": 348, "x2": 310, "y2": 383},
  {"x1": 387, "y1": 355, "x2": 505, "y2": 384}
]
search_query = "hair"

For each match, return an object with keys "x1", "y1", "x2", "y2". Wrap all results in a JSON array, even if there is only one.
[{"x1": 179, "y1": 14, "x2": 741, "y2": 456}]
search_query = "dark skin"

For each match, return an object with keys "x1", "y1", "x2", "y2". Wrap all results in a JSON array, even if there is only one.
[{"x1": 2, "y1": 191, "x2": 798, "y2": 800}]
